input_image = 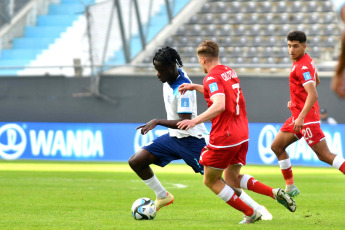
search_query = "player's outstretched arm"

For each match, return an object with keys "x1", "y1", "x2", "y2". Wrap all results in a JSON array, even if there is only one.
[
  {"x1": 136, "y1": 114, "x2": 192, "y2": 134},
  {"x1": 179, "y1": 83, "x2": 204, "y2": 95}
]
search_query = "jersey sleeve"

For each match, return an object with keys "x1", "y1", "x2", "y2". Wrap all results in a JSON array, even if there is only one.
[
  {"x1": 204, "y1": 75, "x2": 225, "y2": 100},
  {"x1": 177, "y1": 91, "x2": 193, "y2": 114},
  {"x1": 297, "y1": 66, "x2": 315, "y2": 86}
]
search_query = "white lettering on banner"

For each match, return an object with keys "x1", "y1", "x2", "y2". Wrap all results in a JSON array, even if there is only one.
[
  {"x1": 133, "y1": 129, "x2": 169, "y2": 153},
  {"x1": 324, "y1": 132, "x2": 343, "y2": 158},
  {"x1": 258, "y1": 125, "x2": 278, "y2": 164},
  {"x1": 30, "y1": 130, "x2": 104, "y2": 158},
  {"x1": 258, "y1": 125, "x2": 344, "y2": 164},
  {"x1": 0, "y1": 124, "x2": 27, "y2": 160},
  {"x1": 134, "y1": 130, "x2": 155, "y2": 153}
]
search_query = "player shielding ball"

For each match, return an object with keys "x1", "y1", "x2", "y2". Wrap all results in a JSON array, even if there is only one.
[
  {"x1": 128, "y1": 47, "x2": 272, "y2": 219},
  {"x1": 178, "y1": 40, "x2": 296, "y2": 224},
  {"x1": 271, "y1": 31, "x2": 345, "y2": 197}
]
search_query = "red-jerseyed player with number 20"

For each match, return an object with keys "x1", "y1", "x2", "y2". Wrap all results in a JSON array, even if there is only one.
[
  {"x1": 177, "y1": 40, "x2": 296, "y2": 224},
  {"x1": 271, "y1": 31, "x2": 345, "y2": 198}
]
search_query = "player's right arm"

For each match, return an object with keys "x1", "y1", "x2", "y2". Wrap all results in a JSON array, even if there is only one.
[
  {"x1": 136, "y1": 113, "x2": 192, "y2": 135},
  {"x1": 292, "y1": 82, "x2": 318, "y2": 132},
  {"x1": 178, "y1": 83, "x2": 204, "y2": 95}
]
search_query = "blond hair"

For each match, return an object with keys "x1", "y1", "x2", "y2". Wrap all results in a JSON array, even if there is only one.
[{"x1": 196, "y1": 40, "x2": 219, "y2": 58}]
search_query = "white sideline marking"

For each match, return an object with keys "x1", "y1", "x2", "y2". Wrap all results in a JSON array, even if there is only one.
[{"x1": 168, "y1": 183, "x2": 188, "y2": 189}]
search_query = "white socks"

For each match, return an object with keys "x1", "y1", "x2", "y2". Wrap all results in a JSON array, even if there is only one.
[
  {"x1": 217, "y1": 185, "x2": 234, "y2": 202},
  {"x1": 332, "y1": 155, "x2": 345, "y2": 170},
  {"x1": 143, "y1": 174, "x2": 167, "y2": 198},
  {"x1": 240, "y1": 174, "x2": 252, "y2": 190},
  {"x1": 278, "y1": 158, "x2": 292, "y2": 170},
  {"x1": 239, "y1": 190, "x2": 260, "y2": 210}
]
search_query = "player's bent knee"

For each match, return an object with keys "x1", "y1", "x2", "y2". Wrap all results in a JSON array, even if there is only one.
[{"x1": 271, "y1": 142, "x2": 283, "y2": 155}]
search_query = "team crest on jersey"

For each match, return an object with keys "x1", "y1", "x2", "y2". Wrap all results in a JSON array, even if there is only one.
[
  {"x1": 206, "y1": 76, "x2": 215, "y2": 82},
  {"x1": 209, "y1": 82, "x2": 218, "y2": 93},
  {"x1": 181, "y1": 98, "x2": 189, "y2": 107},
  {"x1": 303, "y1": 71, "x2": 312, "y2": 81},
  {"x1": 302, "y1": 66, "x2": 308, "y2": 70}
]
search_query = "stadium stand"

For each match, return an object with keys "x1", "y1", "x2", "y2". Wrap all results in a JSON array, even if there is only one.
[
  {"x1": 0, "y1": 0, "x2": 342, "y2": 76},
  {"x1": 130, "y1": 0, "x2": 341, "y2": 74},
  {"x1": 0, "y1": 0, "x2": 191, "y2": 76}
]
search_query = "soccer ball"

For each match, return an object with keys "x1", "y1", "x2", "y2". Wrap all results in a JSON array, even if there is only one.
[{"x1": 131, "y1": 197, "x2": 157, "y2": 220}]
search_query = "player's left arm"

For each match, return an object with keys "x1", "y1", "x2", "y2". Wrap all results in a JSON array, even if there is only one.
[
  {"x1": 177, "y1": 94, "x2": 225, "y2": 130},
  {"x1": 293, "y1": 82, "x2": 318, "y2": 132},
  {"x1": 315, "y1": 72, "x2": 320, "y2": 87}
]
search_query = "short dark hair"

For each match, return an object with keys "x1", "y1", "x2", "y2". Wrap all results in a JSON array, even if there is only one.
[
  {"x1": 287, "y1": 31, "x2": 307, "y2": 43},
  {"x1": 153, "y1": 47, "x2": 183, "y2": 67}
]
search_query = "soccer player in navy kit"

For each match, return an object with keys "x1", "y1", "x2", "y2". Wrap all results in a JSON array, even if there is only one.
[{"x1": 129, "y1": 47, "x2": 274, "y2": 218}]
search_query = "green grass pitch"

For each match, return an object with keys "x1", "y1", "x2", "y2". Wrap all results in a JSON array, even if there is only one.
[{"x1": 0, "y1": 161, "x2": 344, "y2": 230}]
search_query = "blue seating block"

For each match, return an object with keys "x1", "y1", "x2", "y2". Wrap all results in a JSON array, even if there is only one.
[
  {"x1": 49, "y1": 4, "x2": 85, "y2": 15},
  {"x1": 13, "y1": 38, "x2": 55, "y2": 49},
  {"x1": 1, "y1": 49, "x2": 42, "y2": 60},
  {"x1": 25, "y1": 26, "x2": 66, "y2": 38},
  {"x1": 37, "y1": 15, "x2": 79, "y2": 26}
]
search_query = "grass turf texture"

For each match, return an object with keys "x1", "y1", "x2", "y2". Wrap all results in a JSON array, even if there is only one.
[{"x1": 0, "y1": 161, "x2": 344, "y2": 230}]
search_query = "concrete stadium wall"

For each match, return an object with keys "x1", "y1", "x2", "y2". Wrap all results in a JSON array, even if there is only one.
[{"x1": 0, "y1": 74, "x2": 343, "y2": 123}]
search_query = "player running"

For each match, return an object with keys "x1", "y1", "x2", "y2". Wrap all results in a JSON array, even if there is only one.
[
  {"x1": 271, "y1": 31, "x2": 345, "y2": 197},
  {"x1": 128, "y1": 47, "x2": 272, "y2": 220},
  {"x1": 178, "y1": 40, "x2": 296, "y2": 224}
]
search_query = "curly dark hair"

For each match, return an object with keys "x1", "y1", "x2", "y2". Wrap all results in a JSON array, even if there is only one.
[
  {"x1": 153, "y1": 46, "x2": 183, "y2": 67},
  {"x1": 287, "y1": 31, "x2": 307, "y2": 43}
]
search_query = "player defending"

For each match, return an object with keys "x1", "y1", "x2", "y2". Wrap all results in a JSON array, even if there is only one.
[
  {"x1": 178, "y1": 40, "x2": 296, "y2": 224},
  {"x1": 128, "y1": 47, "x2": 273, "y2": 219},
  {"x1": 271, "y1": 31, "x2": 345, "y2": 197}
]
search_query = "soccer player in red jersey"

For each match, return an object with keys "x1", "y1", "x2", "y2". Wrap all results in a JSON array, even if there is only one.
[
  {"x1": 178, "y1": 40, "x2": 296, "y2": 224},
  {"x1": 271, "y1": 31, "x2": 345, "y2": 198}
]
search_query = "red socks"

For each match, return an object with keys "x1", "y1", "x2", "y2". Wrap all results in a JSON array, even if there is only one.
[
  {"x1": 281, "y1": 166, "x2": 294, "y2": 185},
  {"x1": 226, "y1": 194, "x2": 253, "y2": 216},
  {"x1": 340, "y1": 162, "x2": 345, "y2": 174},
  {"x1": 247, "y1": 177, "x2": 274, "y2": 199}
]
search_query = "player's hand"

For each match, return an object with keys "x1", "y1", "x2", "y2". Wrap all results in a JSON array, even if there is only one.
[
  {"x1": 287, "y1": 101, "x2": 291, "y2": 109},
  {"x1": 178, "y1": 83, "x2": 193, "y2": 95},
  {"x1": 136, "y1": 119, "x2": 158, "y2": 135},
  {"x1": 177, "y1": 119, "x2": 196, "y2": 131},
  {"x1": 291, "y1": 117, "x2": 304, "y2": 133}
]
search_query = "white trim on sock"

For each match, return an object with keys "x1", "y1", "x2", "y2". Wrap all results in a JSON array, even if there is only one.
[
  {"x1": 332, "y1": 155, "x2": 345, "y2": 170},
  {"x1": 239, "y1": 190, "x2": 260, "y2": 210},
  {"x1": 240, "y1": 174, "x2": 253, "y2": 190},
  {"x1": 278, "y1": 158, "x2": 292, "y2": 170},
  {"x1": 217, "y1": 185, "x2": 235, "y2": 202},
  {"x1": 143, "y1": 174, "x2": 167, "y2": 198}
]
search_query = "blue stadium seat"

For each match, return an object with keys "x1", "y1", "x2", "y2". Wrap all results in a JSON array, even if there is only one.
[
  {"x1": 290, "y1": 1, "x2": 303, "y2": 13},
  {"x1": 218, "y1": 14, "x2": 229, "y2": 24},
  {"x1": 245, "y1": 2, "x2": 257, "y2": 13},
  {"x1": 247, "y1": 47, "x2": 257, "y2": 58},
  {"x1": 307, "y1": 1, "x2": 318, "y2": 12},
  {"x1": 229, "y1": 2, "x2": 241, "y2": 13},
  {"x1": 276, "y1": 2, "x2": 287, "y2": 13},
  {"x1": 260, "y1": 2, "x2": 272, "y2": 13}
]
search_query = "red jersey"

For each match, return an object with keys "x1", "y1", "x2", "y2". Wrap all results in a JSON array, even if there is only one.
[
  {"x1": 203, "y1": 65, "x2": 249, "y2": 149},
  {"x1": 289, "y1": 53, "x2": 320, "y2": 124}
]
